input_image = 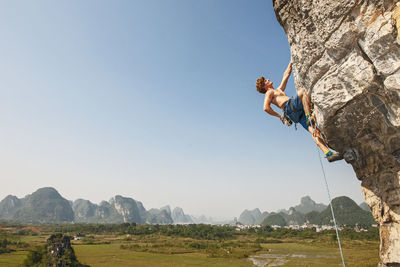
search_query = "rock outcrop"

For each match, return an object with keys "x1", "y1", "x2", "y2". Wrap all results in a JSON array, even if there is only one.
[
  {"x1": 24, "y1": 234, "x2": 88, "y2": 267},
  {"x1": 273, "y1": 0, "x2": 400, "y2": 265},
  {"x1": 46, "y1": 234, "x2": 85, "y2": 267}
]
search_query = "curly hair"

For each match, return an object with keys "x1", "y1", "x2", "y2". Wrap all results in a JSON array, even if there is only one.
[{"x1": 255, "y1": 76, "x2": 267, "y2": 94}]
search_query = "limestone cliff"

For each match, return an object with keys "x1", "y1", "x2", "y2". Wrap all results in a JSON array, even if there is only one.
[{"x1": 273, "y1": 0, "x2": 400, "y2": 265}]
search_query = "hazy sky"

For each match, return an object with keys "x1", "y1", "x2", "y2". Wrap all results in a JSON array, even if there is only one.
[{"x1": 0, "y1": 0, "x2": 364, "y2": 219}]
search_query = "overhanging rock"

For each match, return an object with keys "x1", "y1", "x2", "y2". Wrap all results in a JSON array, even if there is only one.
[{"x1": 273, "y1": 0, "x2": 400, "y2": 265}]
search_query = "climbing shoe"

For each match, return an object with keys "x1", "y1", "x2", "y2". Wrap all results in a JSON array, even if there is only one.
[{"x1": 327, "y1": 152, "x2": 344, "y2": 162}]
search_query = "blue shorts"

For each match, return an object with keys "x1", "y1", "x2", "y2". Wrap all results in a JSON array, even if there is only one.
[{"x1": 284, "y1": 95, "x2": 308, "y2": 131}]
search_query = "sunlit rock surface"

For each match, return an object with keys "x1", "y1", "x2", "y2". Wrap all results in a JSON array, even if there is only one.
[{"x1": 273, "y1": 0, "x2": 400, "y2": 265}]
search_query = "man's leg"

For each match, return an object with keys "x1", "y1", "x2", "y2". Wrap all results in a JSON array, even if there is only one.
[
  {"x1": 298, "y1": 90, "x2": 343, "y2": 162},
  {"x1": 298, "y1": 88, "x2": 313, "y2": 124},
  {"x1": 308, "y1": 126, "x2": 330, "y2": 154},
  {"x1": 308, "y1": 126, "x2": 343, "y2": 162}
]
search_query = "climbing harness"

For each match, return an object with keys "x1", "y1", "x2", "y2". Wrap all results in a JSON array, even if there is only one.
[
  {"x1": 282, "y1": 99, "x2": 299, "y2": 130},
  {"x1": 281, "y1": 102, "x2": 294, "y2": 127},
  {"x1": 317, "y1": 147, "x2": 346, "y2": 267}
]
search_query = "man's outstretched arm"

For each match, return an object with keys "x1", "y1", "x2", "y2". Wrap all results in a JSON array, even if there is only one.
[{"x1": 277, "y1": 61, "x2": 292, "y2": 92}]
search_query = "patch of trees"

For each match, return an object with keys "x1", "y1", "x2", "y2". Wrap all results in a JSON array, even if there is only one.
[
  {"x1": 340, "y1": 227, "x2": 379, "y2": 240},
  {"x1": 254, "y1": 225, "x2": 379, "y2": 241},
  {"x1": 122, "y1": 224, "x2": 234, "y2": 240},
  {"x1": 0, "y1": 239, "x2": 13, "y2": 254},
  {"x1": 47, "y1": 223, "x2": 235, "y2": 240},
  {"x1": 23, "y1": 245, "x2": 48, "y2": 266},
  {"x1": 0, "y1": 238, "x2": 28, "y2": 254}
]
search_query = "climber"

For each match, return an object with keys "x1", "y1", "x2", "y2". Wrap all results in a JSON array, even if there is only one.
[{"x1": 255, "y1": 61, "x2": 343, "y2": 162}]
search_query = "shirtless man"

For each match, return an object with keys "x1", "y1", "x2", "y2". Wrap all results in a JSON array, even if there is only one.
[{"x1": 256, "y1": 61, "x2": 343, "y2": 162}]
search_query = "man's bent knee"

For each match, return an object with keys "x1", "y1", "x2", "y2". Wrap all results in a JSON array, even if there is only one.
[{"x1": 297, "y1": 89, "x2": 304, "y2": 98}]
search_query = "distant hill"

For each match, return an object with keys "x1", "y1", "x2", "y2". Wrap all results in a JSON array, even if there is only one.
[
  {"x1": 0, "y1": 188, "x2": 74, "y2": 223},
  {"x1": 242, "y1": 196, "x2": 375, "y2": 227},
  {"x1": 260, "y1": 208, "x2": 305, "y2": 226},
  {"x1": 293, "y1": 196, "x2": 327, "y2": 214},
  {"x1": 172, "y1": 207, "x2": 193, "y2": 223},
  {"x1": 304, "y1": 210, "x2": 320, "y2": 224},
  {"x1": 262, "y1": 213, "x2": 287, "y2": 226},
  {"x1": 238, "y1": 196, "x2": 326, "y2": 226},
  {"x1": 238, "y1": 209, "x2": 261, "y2": 225},
  {"x1": 110, "y1": 195, "x2": 145, "y2": 224},
  {"x1": 0, "y1": 187, "x2": 198, "y2": 225},
  {"x1": 160, "y1": 205, "x2": 172, "y2": 215},
  {"x1": 73, "y1": 199, "x2": 98, "y2": 222},
  {"x1": 0, "y1": 195, "x2": 22, "y2": 220},
  {"x1": 73, "y1": 195, "x2": 176, "y2": 224},
  {"x1": 305, "y1": 196, "x2": 375, "y2": 226},
  {"x1": 1, "y1": 188, "x2": 374, "y2": 226},
  {"x1": 255, "y1": 211, "x2": 270, "y2": 225},
  {"x1": 281, "y1": 208, "x2": 305, "y2": 225},
  {"x1": 147, "y1": 209, "x2": 173, "y2": 224},
  {"x1": 73, "y1": 196, "x2": 148, "y2": 224},
  {"x1": 359, "y1": 202, "x2": 371, "y2": 212}
]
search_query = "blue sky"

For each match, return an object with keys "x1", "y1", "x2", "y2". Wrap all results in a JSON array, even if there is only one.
[{"x1": 0, "y1": 0, "x2": 363, "y2": 219}]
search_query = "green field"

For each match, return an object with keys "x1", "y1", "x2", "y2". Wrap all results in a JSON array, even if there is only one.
[
  {"x1": 72, "y1": 241, "x2": 379, "y2": 267},
  {"x1": 0, "y1": 224, "x2": 380, "y2": 266}
]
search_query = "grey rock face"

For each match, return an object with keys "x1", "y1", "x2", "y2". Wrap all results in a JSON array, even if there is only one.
[
  {"x1": 73, "y1": 196, "x2": 147, "y2": 224},
  {"x1": 273, "y1": 0, "x2": 400, "y2": 264},
  {"x1": 160, "y1": 205, "x2": 172, "y2": 216},
  {"x1": 147, "y1": 208, "x2": 173, "y2": 224},
  {"x1": 72, "y1": 199, "x2": 122, "y2": 223},
  {"x1": 72, "y1": 199, "x2": 97, "y2": 221},
  {"x1": 135, "y1": 200, "x2": 148, "y2": 221},
  {"x1": 110, "y1": 195, "x2": 145, "y2": 224},
  {"x1": 172, "y1": 207, "x2": 193, "y2": 224},
  {"x1": 0, "y1": 195, "x2": 22, "y2": 220}
]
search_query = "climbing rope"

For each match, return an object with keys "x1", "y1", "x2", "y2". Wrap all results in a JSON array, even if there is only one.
[
  {"x1": 316, "y1": 147, "x2": 346, "y2": 267},
  {"x1": 291, "y1": 76, "x2": 345, "y2": 265}
]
